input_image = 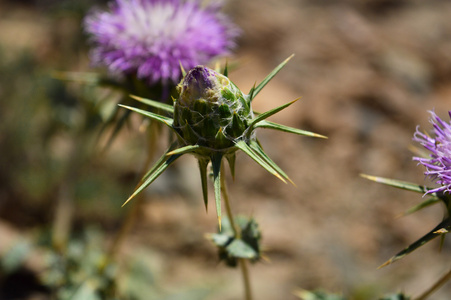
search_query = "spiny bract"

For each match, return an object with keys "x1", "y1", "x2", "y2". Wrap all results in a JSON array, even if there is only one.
[
  {"x1": 173, "y1": 66, "x2": 254, "y2": 153},
  {"x1": 119, "y1": 56, "x2": 326, "y2": 228}
]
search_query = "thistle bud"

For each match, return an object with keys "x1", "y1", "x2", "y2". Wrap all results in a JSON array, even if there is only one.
[{"x1": 173, "y1": 66, "x2": 253, "y2": 151}]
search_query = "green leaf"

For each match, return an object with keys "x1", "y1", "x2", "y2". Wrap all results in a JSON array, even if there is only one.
[
  {"x1": 248, "y1": 82, "x2": 257, "y2": 102},
  {"x1": 179, "y1": 61, "x2": 187, "y2": 78},
  {"x1": 255, "y1": 120, "x2": 327, "y2": 139},
  {"x1": 378, "y1": 218, "x2": 451, "y2": 268},
  {"x1": 225, "y1": 153, "x2": 236, "y2": 180},
  {"x1": 360, "y1": 174, "x2": 433, "y2": 195},
  {"x1": 250, "y1": 54, "x2": 294, "y2": 101},
  {"x1": 247, "y1": 98, "x2": 300, "y2": 136},
  {"x1": 122, "y1": 145, "x2": 180, "y2": 206},
  {"x1": 379, "y1": 293, "x2": 411, "y2": 300},
  {"x1": 52, "y1": 71, "x2": 123, "y2": 89},
  {"x1": 198, "y1": 159, "x2": 209, "y2": 213},
  {"x1": 166, "y1": 145, "x2": 200, "y2": 156},
  {"x1": 222, "y1": 60, "x2": 229, "y2": 77},
  {"x1": 210, "y1": 233, "x2": 232, "y2": 247},
  {"x1": 293, "y1": 289, "x2": 347, "y2": 300},
  {"x1": 118, "y1": 104, "x2": 174, "y2": 127},
  {"x1": 226, "y1": 239, "x2": 258, "y2": 259},
  {"x1": 211, "y1": 153, "x2": 223, "y2": 230},
  {"x1": 1, "y1": 240, "x2": 31, "y2": 273},
  {"x1": 70, "y1": 281, "x2": 102, "y2": 300},
  {"x1": 98, "y1": 97, "x2": 131, "y2": 150},
  {"x1": 129, "y1": 95, "x2": 174, "y2": 114},
  {"x1": 235, "y1": 141, "x2": 287, "y2": 184},
  {"x1": 249, "y1": 140, "x2": 294, "y2": 185},
  {"x1": 401, "y1": 197, "x2": 441, "y2": 216}
]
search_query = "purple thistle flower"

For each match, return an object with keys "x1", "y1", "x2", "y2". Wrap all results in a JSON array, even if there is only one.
[
  {"x1": 413, "y1": 110, "x2": 451, "y2": 195},
  {"x1": 84, "y1": 0, "x2": 239, "y2": 85}
]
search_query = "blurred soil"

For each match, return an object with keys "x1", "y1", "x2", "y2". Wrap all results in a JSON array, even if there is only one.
[{"x1": 2, "y1": 0, "x2": 451, "y2": 299}]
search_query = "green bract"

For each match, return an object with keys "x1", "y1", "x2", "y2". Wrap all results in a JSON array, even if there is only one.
[
  {"x1": 173, "y1": 66, "x2": 253, "y2": 151},
  {"x1": 119, "y1": 56, "x2": 326, "y2": 228}
]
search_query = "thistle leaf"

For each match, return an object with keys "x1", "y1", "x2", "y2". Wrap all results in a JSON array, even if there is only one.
[
  {"x1": 249, "y1": 140, "x2": 294, "y2": 185},
  {"x1": 378, "y1": 218, "x2": 451, "y2": 268},
  {"x1": 211, "y1": 153, "x2": 223, "y2": 230},
  {"x1": 248, "y1": 82, "x2": 257, "y2": 102},
  {"x1": 52, "y1": 71, "x2": 123, "y2": 89},
  {"x1": 52, "y1": 71, "x2": 100, "y2": 84},
  {"x1": 223, "y1": 60, "x2": 229, "y2": 77},
  {"x1": 360, "y1": 174, "x2": 432, "y2": 195},
  {"x1": 166, "y1": 145, "x2": 201, "y2": 156},
  {"x1": 179, "y1": 61, "x2": 186, "y2": 78},
  {"x1": 118, "y1": 104, "x2": 174, "y2": 127},
  {"x1": 235, "y1": 141, "x2": 286, "y2": 183},
  {"x1": 226, "y1": 153, "x2": 236, "y2": 180},
  {"x1": 122, "y1": 145, "x2": 180, "y2": 207},
  {"x1": 198, "y1": 159, "x2": 209, "y2": 213},
  {"x1": 400, "y1": 197, "x2": 441, "y2": 217},
  {"x1": 226, "y1": 239, "x2": 258, "y2": 259},
  {"x1": 255, "y1": 120, "x2": 327, "y2": 139},
  {"x1": 250, "y1": 54, "x2": 294, "y2": 100},
  {"x1": 247, "y1": 98, "x2": 300, "y2": 134},
  {"x1": 100, "y1": 103, "x2": 132, "y2": 150},
  {"x1": 129, "y1": 95, "x2": 173, "y2": 114}
]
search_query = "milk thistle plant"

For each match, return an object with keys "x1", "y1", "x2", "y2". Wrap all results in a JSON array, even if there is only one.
[
  {"x1": 120, "y1": 56, "x2": 325, "y2": 226},
  {"x1": 120, "y1": 57, "x2": 326, "y2": 299},
  {"x1": 363, "y1": 110, "x2": 451, "y2": 299}
]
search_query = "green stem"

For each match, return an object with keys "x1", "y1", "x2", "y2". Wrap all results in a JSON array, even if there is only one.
[
  {"x1": 220, "y1": 164, "x2": 253, "y2": 300},
  {"x1": 414, "y1": 268, "x2": 451, "y2": 300}
]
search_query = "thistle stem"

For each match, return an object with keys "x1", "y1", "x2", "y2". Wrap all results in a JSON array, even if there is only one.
[
  {"x1": 414, "y1": 268, "x2": 451, "y2": 300},
  {"x1": 220, "y1": 164, "x2": 252, "y2": 300}
]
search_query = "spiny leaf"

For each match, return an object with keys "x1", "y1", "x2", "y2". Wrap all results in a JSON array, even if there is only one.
[
  {"x1": 140, "y1": 142, "x2": 177, "y2": 183},
  {"x1": 99, "y1": 101, "x2": 132, "y2": 151},
  {"x1": 211, "y1": 153, "x2": 223, "y2": 231},
  {"x1": 248, "y1": 82, "x2": 257, "y2": 102},
  {"x1": 129, "y1": 95, "x2": 173, "y2": 114},
  {"x1": 118, "y1": 104, "x2": 174, "y2": 127},
  {"x1": 122, "y1": 145, "x2": 180, "y2": 207},
  {"x1": 226, "y1": 239, "x2": 258, "y2": 259},
  {"x1": 250, "y1": 54, "x2": 294, "y2": 100},
  {"x1": 179, "y1": 61, "x2": 186, "y2": 78},
  {"x1": 399, "y1": 197, "x2": 441, "y2": 217},
  {"x1": 223, "y1": 60, "x2": 229, "y2": 77},
  {"x1": 226, "y1": 153, "x2": 236, "y2": 180},
  {"x1": 378, "y1": 218, "x2": 451, "y2": 268},
  {"x1": 198, "y1": 159, "x2": 209, "y2": 213},
  {"x1": 247, "y1": 98, "x2": 300, "y2": 134},
  {"x1": 166, "y1": 145, "x2": 201, "y2": 156},
  {"x1": 360, "y1": 174, "x2": 432, "y2": 195},
  {"x1": 52, "y1": 71, "x2": 123, "y2": 89},
  {"x1": 249, "y1": 140, "x2": 294, "y2": 185},
  {"x1": 255, "y1": 120, "x2": 327, "y2": 139},
  {"x1": 52, "y1": 71, "x2": 101, "y2": 84},
  {"x1": 235, "y1": 141, "x2": 286, "y2": 183}
]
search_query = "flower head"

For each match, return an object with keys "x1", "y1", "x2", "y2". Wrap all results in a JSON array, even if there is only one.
[
  {"x1": 174, "y1": 66, "x2": 253, "y2": 150},
  {"x1": 413, "y1": 110, "x2": 451, "y2": 195},
  {"x1": 84, "y1": 0, "x2": 239, "y2": 85},
  {"x1": 119, "y1": 56, "x2": 326, "y2": 227}
]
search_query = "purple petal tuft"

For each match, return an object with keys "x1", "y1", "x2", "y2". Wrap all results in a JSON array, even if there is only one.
[
  {"x1": 413, "y1": 110, "x2": 451, "y2": 195},
  {"x1": 84, "y1": 0, "x2": 239, "y2": 85}
]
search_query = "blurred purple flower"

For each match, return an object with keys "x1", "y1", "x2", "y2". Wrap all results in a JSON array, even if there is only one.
[
  {"x1": 413, "y1": 110, "x2": 451, "y2": 195},
  {"x1": 84, "y1": 0, "x2": 239, "y2": 85}
]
